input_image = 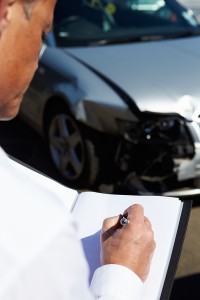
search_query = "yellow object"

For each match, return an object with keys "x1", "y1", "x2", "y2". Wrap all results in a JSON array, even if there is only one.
[{"x1": 105, "y1": 3, "x2": 117, "y2": 14}]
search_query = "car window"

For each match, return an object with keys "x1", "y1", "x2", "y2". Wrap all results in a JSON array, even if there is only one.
[{"x1": 53, "y1": 0, "x2": 200, "y2": 47}]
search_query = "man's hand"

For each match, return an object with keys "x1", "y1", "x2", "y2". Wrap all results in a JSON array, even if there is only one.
[{"x1": 100, "y1": 204, "x2": 156, "y2": 282}]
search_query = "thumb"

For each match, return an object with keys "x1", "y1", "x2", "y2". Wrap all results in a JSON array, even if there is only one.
[{"x1": 101, "y1": 215, "x2": 121, "y2": 242}]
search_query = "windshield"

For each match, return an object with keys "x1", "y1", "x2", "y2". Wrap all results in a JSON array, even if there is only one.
[{"x1": 53, "y1": 0, "x2": 200, "y2": 47}]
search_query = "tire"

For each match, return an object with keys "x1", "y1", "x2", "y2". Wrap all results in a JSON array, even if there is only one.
[{"x1": 44, "y1": 105, "x2": 99, "y2": 189}]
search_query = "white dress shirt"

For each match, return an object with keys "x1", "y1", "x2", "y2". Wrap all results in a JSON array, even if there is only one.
[{"x1": 0, "y1": 147, "x2": 143, "y2": 300}]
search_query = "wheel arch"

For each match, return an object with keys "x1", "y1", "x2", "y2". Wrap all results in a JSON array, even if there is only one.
[
  {"x1": 43, "y1": 96, "x2": 73, "y2": 136},
  {"x1": 42, "y1": 95, "x2": 100, "y2": 188}
]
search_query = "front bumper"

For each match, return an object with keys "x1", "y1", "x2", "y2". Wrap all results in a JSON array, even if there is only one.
[
  {"x1": 163, "y1": 187, "x2": 200, "y2": 198},
  {"x1": 105, "y1": 119, "x2": 200, "y2": 196},
  {"x1": 163, "y1": 123, "x2": 200, "y2": 198}
]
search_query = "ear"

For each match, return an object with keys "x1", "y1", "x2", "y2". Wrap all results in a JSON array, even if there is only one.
[{"x1": 0, "y1": 0, "x2": 15, "y2": 36}]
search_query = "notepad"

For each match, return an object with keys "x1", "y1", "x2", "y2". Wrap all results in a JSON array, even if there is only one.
[{"x1": 9, "y1": 157, "x2": 191, "y2": 300}]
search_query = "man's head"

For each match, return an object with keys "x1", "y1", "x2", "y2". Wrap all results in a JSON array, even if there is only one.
[{"x1": 0, "y1": 0, "x2": 56, "y2": 120}]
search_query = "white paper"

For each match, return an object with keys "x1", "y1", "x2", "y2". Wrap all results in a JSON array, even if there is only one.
[
  {"x1": 72, "y1": 192, "x2": 183, "y2": 300},
  {"x1": 7, "y1": 158, "x2": 183, "y2": 299}
]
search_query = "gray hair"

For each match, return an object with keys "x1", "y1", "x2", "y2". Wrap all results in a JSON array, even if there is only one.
[
  {"x1": 21, "y1": 0, "x2": 46, "y2": 20},
  {"x1": 21, "y1": 0, "x2": 35, "y2": 19}
]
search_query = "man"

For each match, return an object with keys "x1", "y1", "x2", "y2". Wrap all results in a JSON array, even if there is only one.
[{"x1": 0, "y1": 0, "x2": 156, "y2": 299}]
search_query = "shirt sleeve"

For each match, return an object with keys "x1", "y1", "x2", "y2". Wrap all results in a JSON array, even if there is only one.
[
  {"x1": 0, "y1": 151, "x2": 144, "y2": 300},
  {"x1": 0, "y1": 215, "x2": 143, "y2": 300},
  {"x1": 90, "y1": 264, "x2": 143, "y2": 300}
]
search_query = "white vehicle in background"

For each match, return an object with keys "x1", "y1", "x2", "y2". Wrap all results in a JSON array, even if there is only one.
[
  {"x1": 177, "y1": 0, "x2": 200, "y2": 21},
  {"x1": 129, "y1": 0, "x2": 200, "y2": 21},
  {"x1": 127, "y1": 0, "x2": 166, "y2": 11}
]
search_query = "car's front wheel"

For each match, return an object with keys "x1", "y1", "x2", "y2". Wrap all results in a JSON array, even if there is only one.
[{"x1": 44, "y1": 105, "x2": 99, "y2": 189}]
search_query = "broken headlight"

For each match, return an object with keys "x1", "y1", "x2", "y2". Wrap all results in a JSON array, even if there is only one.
[
  {"x1": 117, "y1": 115, "x2": 195, "y2": 158},
  {"x1": 117, "y1": 116, "x2": 180, "y2": 142}
]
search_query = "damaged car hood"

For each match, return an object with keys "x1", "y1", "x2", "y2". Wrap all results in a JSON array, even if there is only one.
[{"x1": 65, "y1": 36, "x2": 200, "y2": 120}]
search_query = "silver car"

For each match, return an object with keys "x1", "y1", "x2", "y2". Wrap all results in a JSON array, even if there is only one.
[{"x1": 20, "y1": 0, "x2": 200, "y2": 196}]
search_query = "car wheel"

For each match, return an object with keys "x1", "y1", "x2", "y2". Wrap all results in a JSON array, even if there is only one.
[{"x1": 44, "y1": 106, "x2": 99, "y2": 189}]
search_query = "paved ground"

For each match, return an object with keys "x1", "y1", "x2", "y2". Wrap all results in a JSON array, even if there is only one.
[
  {"x1": 169, "y1": 203, "x2": 200, "y2": 299},
  {"x1": 176, "y1": 205, "x2": 200, "y2": 278}
]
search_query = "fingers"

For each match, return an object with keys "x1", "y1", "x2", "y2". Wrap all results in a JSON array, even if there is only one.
[
  {"x1": 103, "y1": 204, "x2": 151, "y2": 231},
  {"x1": 101, "y1": 203, "x2": 156, "y2": 280},
  {"x1": 123, "y1": 204, "x2": 153, "y2": 228},
  {"x1": 123, "y1": 204, "x2": 144, "y2": 226},
  {"x1": 101, "y1": 215, "x2": 122, "y2": 241},
  {"x1": 102, "y1": 215, "x2": 121, "y2": 232},
  {"x1": 144, "y1": 216, "x2": 156, "y2": 252},
  {"x1": 102, "y1": 204, "x2": 154, "y2": 242},
  {"x1": 144, "y1": 216, "x2": 152, "y2": 229}
]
